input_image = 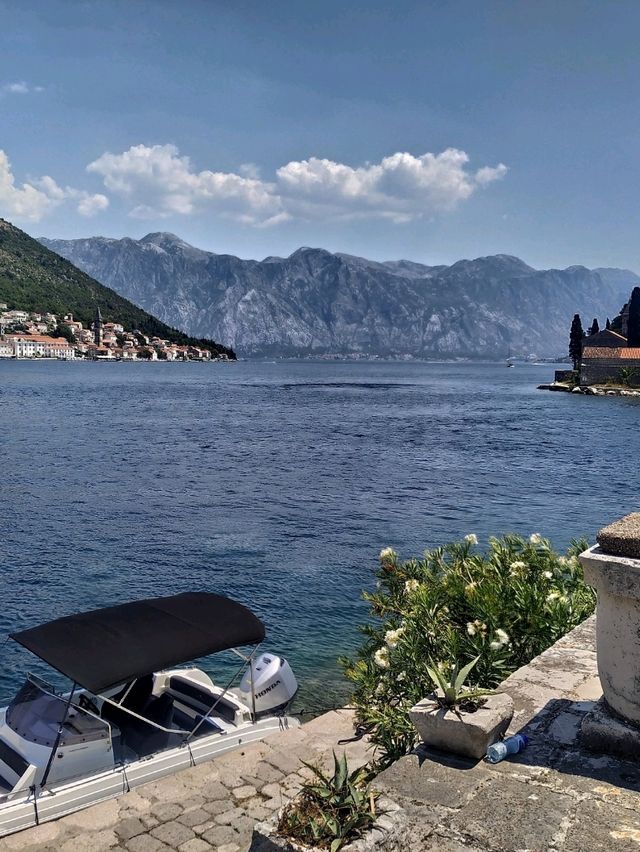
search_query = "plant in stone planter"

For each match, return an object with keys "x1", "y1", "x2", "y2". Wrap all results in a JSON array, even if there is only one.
[
  {"x1": 411, "y1": 655, "x2": 514, "y2": 760},
  {"x1": 425, "y1": 655, "x2": 492, "y2": 713},
  {"x1": 277, "y1": 752, "x2": 378, "y2": 851}
]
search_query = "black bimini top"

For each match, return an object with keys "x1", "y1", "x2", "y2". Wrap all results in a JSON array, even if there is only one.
[{"x1": 10, "y1": 592, "x2": 266, "y2": 694}]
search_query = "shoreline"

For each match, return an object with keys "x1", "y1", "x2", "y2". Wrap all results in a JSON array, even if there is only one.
[{"x1": 538, "y1": 381, "x2": 640, "y2": 397}]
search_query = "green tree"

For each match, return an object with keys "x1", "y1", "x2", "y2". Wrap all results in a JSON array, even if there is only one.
[
  {"x1": 53, "y1": 323, "x2": 76, "y2": 344},
  {"x1": 628, "y1": 287, "x2": 640, "y2": 347},
  {"x1": 569, "y1": 314, "x2": 584, "y2": 370},
  {"x1": 588, "y1": 317, "x2": 599, "y2": 336},
  {"x1": 606, "y1": 317, "x2": 611, "y2": 330}
]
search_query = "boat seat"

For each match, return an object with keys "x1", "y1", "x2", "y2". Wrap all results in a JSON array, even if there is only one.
[
  {"x1": 102, "y1": 675, "x2": 155, "y2": 729},
  {"x1": 167, "y1": 676, "x2": 238, "y2": 724},
  {"x1": 172, "y1": 707, "x2": 223, "y2": 737},
  {"x1": 125, "y1": 693, "x2": 182, "y2": 757}
]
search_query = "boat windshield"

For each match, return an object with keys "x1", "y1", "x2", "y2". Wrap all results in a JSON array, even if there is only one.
[{"x1": 6, "y1": 676, "x2": 109, "y2": 747}]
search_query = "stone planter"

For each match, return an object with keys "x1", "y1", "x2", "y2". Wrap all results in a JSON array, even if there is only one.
[
  {"x1": 251, "y1": 798, "x2": 407, "y2": 852},
  {"x1": 580, "y1": 534, "x2": 640, "y2": 724},
  {"x1": 409, "y1": 692, "x2": 514, "y2": 760}
]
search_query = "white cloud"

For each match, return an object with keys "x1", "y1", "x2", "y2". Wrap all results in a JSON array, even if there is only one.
[
  {"x1": 87, "y1": 144, "x2": 282, "y2": 225},
  {"x1": 1, "y1": 81, "x2": 44, "y2": 96},
  {"x1": 0, "y1": 150, "x2": 109, "y2": 222},
  {"x1": 76, "y1": 192, "x2": 109, "y2": 217},
  {"x1": 86, "y1": 143, "x2": 507, "y2": 226}
]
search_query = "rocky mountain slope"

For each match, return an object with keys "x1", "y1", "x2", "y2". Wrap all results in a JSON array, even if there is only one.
[
  {"x1": 40, "y1": 232, "x2": 639, "y2": 358},
  {"x1": 0, "y1": 221, "x2": 235, "y2": 358}
]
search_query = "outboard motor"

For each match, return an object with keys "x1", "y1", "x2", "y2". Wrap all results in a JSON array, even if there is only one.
[{"x1": 238, "y1": 653, "x2": 298, "y2": 717}]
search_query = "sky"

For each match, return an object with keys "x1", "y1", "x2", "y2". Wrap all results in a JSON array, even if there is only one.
[{"x1": 1, "y1": 0, "x2": 639, "y2": 270}]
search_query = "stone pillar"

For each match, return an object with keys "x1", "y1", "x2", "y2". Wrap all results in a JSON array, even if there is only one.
[{"x1": 579, "y1": 513, "x2": 640, "y2": 725}]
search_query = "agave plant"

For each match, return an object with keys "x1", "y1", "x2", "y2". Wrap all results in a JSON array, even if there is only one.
[
  {"x1": 425, "y1": 655, "x2": 492, "y2": 710},
  {"x1": 278, "y1": 751, "x2": 377, "y2": 851}
]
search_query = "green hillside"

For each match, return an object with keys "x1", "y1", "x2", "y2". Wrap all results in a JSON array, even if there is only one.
[{"x1": 0, "y1": 219, "x2": 235, "y2": 358}]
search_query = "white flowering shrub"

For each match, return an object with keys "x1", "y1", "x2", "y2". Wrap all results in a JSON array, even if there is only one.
[{"x1": 341, "y1": 534, "x2": 595, "y2": 767}]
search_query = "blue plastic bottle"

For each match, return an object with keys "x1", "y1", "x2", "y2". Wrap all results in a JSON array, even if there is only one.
[{"x1": 485, "y1": 734, "x2": 529, "y2": 763}]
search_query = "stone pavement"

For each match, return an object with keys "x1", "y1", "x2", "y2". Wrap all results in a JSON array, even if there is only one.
[
  {"x1": 0, "y1": 710, "x2": 373, "y2": 852},
  {"x1": 374, "y1": 616, "x2": 640, "y2": 851}
]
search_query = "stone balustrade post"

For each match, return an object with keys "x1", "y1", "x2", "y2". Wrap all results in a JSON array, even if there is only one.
[{"x1": 579, "y1": 513, "x2": 640, "y2": 726}]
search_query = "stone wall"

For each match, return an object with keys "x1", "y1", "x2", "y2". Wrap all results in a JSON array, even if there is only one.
[
  {"x1": 580, "y1": 359, "x2": 633, "y2": 386},
  {"x1": 554, "y1": 369, "x2": 575, "y2": 383}
]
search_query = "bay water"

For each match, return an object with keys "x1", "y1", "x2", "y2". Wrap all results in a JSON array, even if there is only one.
[{"x1": 1, "y1": 360, "x2": 638, "y2": 710}]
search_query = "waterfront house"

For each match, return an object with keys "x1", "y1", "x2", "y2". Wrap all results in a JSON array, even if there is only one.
[
  {"x1": 4, "y1": 334, "x2": 75, "y2": 359},
  {"x1": 580, "y1": 344, "x2": 640, "y2": 385},
  {"x1": 580, "y1": 325, "x2": 640, "y2": 386},
  {"x1": 579, "y1": 291, "x2": 640, "y2": 386}
]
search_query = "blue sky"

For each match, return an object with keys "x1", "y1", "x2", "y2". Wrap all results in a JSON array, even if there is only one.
[{"x1": 1, "y1": 0, "x2": 639, "y2": 269}]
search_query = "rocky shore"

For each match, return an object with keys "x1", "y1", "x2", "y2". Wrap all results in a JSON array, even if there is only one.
[{"x1": 538, "y1": 382, "x2": 640, "y2": 397}]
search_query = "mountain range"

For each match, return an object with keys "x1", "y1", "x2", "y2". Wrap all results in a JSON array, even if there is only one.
[
  {"x1": 40, "y1": 232, "x2": 640, "y2": 359},
  {"x1": 0, "y1": 220, "x2": 235, "y2": 358}
]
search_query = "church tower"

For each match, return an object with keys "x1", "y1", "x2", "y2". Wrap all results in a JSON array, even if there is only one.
[{"x1": 93, "y1": 306, "x2": 103, "y2": 346}]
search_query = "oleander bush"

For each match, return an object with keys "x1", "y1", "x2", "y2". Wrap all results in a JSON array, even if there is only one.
[{"x1": 341, "y1": 533, "x2": 595, "y2": 767}]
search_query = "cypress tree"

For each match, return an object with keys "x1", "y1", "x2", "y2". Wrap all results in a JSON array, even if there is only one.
[
  {"x1": 606, "y1": 318, "x2": 611, "y2": 330},
  {"x1": 628, "y1": 287, "x2": 640, "y2": 347},
  {"x1": 569, "y1": 314, "x2": 584, "y2": 370},
  {"x1": 589, "y1": 318, "x2": 599, "y2": 336}
]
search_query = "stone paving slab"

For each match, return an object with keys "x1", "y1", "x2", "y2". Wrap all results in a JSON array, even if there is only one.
[{"x1": 0, "y1": 710, "x2": 372, "y2": 852}]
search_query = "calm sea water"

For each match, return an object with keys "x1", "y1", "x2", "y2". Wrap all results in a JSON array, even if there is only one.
[{"x1": 1, "y1": 360, "x2": 639, "y2": 710}]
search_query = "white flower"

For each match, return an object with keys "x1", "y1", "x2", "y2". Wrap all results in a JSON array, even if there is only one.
[
  {"x1": 404, "y1": 579, "x2": 420, "y2": 594},
  {"x1": 379, "y1": 547, "x2": 396, "y2": 562},
  {"x1": 464, "y1": 534, "x2": 478, "y2": 545},
  {"x1": 374, "y1": 647, "x2": 390, "y2": 669},
  {"x1": 510, "y1": 561, "x2": 526, "y2": 571},
  {"x1": 558, "y1": 556, "x2": 569, "y2": 566},
  {"x1": 546, "y1": 591, "x2": 561, "y2": 603},
  {"x1": 489, "y1": 629, "x2": 510, "y2": 651},
  {"x1": 375, "y1": 682, "x2": 385, "y2": 695},
  {"x1": 384, "y1": 627, "x2": 405, "y2": 649},
  {"x1": 543, "y1": 570, "x2": 553, "y2": 580},
  {"x1": 467, "y1": 622, "x2": 477, "y2": 636},
  {"x1": 465, "y1": 581, "x2": 478, "y2": 594},
  {"x1": 529, "y1": 533, "x2": 543, "y2": 545}
]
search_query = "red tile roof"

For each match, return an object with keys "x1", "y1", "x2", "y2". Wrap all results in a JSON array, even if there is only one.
[
  {"x1": 583, "y1": 346, "x2": 640, "y2": 359},
  {"x1": 5, "y1": 334, "x2": 71, "y2": 345}
]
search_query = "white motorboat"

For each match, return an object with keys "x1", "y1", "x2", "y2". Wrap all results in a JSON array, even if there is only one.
[{"x1": 0, "y1": 592, "x2": 299, "y2": 837}]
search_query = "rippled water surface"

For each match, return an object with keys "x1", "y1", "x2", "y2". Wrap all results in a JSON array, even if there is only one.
[{"x1": 1, "y1": 360, "x2": 638, "y2": 708}]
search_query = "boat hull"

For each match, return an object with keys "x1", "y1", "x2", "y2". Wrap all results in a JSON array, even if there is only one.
[{"x1": 0, "y1": 714, "x2": 298, "y2": 837}]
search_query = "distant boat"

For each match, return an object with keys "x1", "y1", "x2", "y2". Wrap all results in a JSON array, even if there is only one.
[{"x1": 506, "y1": 347, "x2": 515, "y2": 367}]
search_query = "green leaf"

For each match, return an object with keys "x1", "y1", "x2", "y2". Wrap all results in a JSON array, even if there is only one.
[
  {"x1": 454, "y1": 655, "x2": 480, "y2": 693},
  {"x1": 334, "y1": 751, "x2": 348, "y2": 791},
  {"x1": 426, "y1": 662, "x2": 448, "y2": 693}
]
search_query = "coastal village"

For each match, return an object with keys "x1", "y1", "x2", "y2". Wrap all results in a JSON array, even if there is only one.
[{"x1": 0, "y1": 304, "x2": 228, "y2": 361}]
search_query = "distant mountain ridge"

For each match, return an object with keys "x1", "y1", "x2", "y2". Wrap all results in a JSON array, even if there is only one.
[
  {"x1": 0, "y1": 221, "x2": 235, "y2": 358},
  {"x1": 40, "y1": 232, "x2": 640, "y2": 359}
]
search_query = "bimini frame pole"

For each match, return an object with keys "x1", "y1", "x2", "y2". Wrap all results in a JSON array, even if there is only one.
[
  {"x1": 41, "y1": 682, "x2": 77, "y2": 788},
  {"x1": 187, "y1": 645, "x2": 260, "y2": 742}
]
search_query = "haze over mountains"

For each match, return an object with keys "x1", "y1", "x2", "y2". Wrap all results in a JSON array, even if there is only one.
[{"x1": 40, "y1": 233, "x2": 640, "y2": 359}]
